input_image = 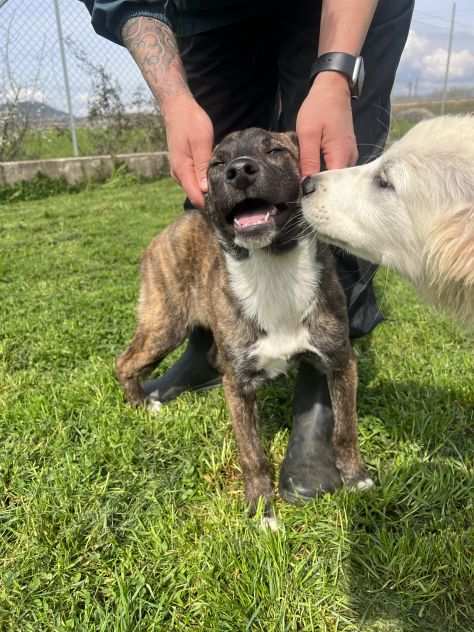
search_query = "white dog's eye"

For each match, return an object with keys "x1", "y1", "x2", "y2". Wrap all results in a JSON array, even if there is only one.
[
  {"x1": 267, "y1": 147, "x2": 286, "y2": 155},
  {"x1": 375, "y1": 173, "x2": 395, "y2": 191}
]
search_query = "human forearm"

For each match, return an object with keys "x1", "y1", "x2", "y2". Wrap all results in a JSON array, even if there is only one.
[
  {"x1": 319, "y1": 0, "x2": 379, "y2": 56},
  {"x1": 122, "y1": 16, "x2": 213, "y2": 208},
  {"x1": 297, "y1": 1, "x2": 379, "y2": 174},
  {"x1": 122, "y1": 16, "x2": 192, "y2": 116}
]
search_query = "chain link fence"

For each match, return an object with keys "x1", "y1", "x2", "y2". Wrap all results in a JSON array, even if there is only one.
[
  {"x1": 0, "y1": 0, "x2": 166, "y2": 161},
  {"x1": 2, "y1": 0, "x2": 474, "y2": 163}
]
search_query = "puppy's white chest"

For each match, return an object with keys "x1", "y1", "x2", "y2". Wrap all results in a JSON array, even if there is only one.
[
  {"x1": 252, "y1": 327, "x2": 315, "y2": 378},
  {"x1": 225, "y1": 240, "x2": 321, "y2": 378}
]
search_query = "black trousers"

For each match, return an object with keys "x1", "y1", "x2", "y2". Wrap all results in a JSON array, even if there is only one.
[{"x1": 177, "y1": 0, "x2": 414, "y2": 338}]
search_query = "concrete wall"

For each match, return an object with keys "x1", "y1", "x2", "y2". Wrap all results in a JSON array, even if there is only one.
[{"x1": 0, "y1": 152, "x2": 170, "y2": 187}]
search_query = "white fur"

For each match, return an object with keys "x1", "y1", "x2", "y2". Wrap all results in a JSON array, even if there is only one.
[
  {"x1": 225, "y1": 239, "x2": 323, "y2": 377},
  {"x1": 260, "y1": 516, "x2": 280, "y2": 532},
  {"x1": 302, "y1": 115, "x2": 474, "y2": 324},
  {"x1": 355, "y1": 477, "x2": 375, "y2": 492},
  {"x1": 146, "y1": 399, "x2": 163, "y2": 414}
]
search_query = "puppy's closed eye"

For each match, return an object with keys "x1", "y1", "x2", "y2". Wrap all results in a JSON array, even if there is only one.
[
  {"x1": 267, "y1": 146, "x2": 287, "y2": 155},
  {"x1": 209, "y1": 160, "x2": 226, "y2": 170}
]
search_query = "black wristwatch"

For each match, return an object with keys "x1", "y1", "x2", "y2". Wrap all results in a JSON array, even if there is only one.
[{"x1": 310, "y1": 52, "x2": 365, "y2": 99}]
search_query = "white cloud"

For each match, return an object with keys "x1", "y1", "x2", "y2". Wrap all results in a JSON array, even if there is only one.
[
  {"x1": 423, "y1": 48, "x2": 474, "y2": 81},
  {"x1": 401, "y1": 30, "x2": 431, "y2": 69},
  {"x1": 397, "y1": 29, "x2": 474, "y2": 90}
]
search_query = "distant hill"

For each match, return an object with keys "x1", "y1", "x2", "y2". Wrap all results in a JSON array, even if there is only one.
[{"x1": 0, "y1": 100, "x2": 70, "y2": 122}]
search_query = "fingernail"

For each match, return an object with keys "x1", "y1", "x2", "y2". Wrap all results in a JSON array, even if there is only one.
[{"x1": 200, "y1": 178, "x2": 208, "y2": 191}]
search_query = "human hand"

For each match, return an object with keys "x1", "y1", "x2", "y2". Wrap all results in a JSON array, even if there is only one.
[
  {"x1": 162, "y1": 94, "x2": 214, "y2": 208},
  {"x1": 297, "y1": 71, "x2": 358, "y2": 175}
]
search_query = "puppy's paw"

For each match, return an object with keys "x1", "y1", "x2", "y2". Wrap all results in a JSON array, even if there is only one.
[
  {"x1": 145, "y1": 397, "x2": 163, "y2": 415},
  {"x1": 345, "y1": 474, "x2": 375, "y2": 492},
  {"x1": 260, "y1": 515, "x2": 280, "y2": 532}
]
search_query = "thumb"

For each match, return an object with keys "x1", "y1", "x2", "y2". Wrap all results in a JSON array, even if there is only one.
[{"x1": 298, "y1": 131, "x2": 321, "y2": 177}]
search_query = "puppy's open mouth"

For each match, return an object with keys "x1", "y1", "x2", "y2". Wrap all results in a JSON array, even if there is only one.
[{"x1": 227, "y1": 199, "x2": 292, "y2": 233}]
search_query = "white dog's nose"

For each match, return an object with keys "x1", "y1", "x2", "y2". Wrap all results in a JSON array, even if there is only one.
[{"x1": 301, "y1": 175, "x2": 317, "y2": 196}]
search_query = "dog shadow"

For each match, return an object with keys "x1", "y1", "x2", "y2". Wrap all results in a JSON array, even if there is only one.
[
  {"x1": 347, "y1": 337, "x2": 473, "y2": 630},
  {"x1": 256, "y1": 337, "x2": 473, "y2": 630},
  {"x1": 345, "y1": 455, "x2": 473, "y2": 631}
]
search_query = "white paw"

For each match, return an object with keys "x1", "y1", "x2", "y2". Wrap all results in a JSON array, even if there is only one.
[
  {"x1": 146, "y1": 398, "x2": 163, "y2": 414},
  {"x1": 260, "y1": 516, "x2": 280, "y2": 532},
  {"x1": 355, "y1": 477, "x2": 375, "y2": 491}
]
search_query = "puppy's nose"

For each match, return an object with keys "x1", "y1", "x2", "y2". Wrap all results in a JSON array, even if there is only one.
[
  {"x1": 225, "y1": 157, "x2": 259, "y2": 189},
  {"x1": 301, "y1": 175, "x2": 317, "y2": 196}
]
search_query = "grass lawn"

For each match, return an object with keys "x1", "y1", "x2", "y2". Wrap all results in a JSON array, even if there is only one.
[
  {"x1": 0, "y1": 178, "x2": 473, "y2": 631},
  {"x1": 12, "y1": 126, "x2": 166, "y2": 162}
]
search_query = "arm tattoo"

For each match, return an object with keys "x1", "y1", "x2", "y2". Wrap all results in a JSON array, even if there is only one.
[{"x1": 122, "y1": 16, "x2": 190, "y2": 109}]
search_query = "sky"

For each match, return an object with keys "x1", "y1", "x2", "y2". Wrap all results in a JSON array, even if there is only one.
[{"x1": 1, "y1": 0, "x2": 474, "y2": 116}]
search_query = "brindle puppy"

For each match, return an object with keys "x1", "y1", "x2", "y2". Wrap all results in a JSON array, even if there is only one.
[{"x1": 116, "y1": 128, "x2": 372, "y2": 527}]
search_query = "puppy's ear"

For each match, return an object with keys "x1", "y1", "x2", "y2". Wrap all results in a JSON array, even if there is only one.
[
  {"x1": 278, "y1": 131, "x2": 299, "y2": 156},
  {"x1": 285, "y1": 131, "x2": 299, "y2": 148}
]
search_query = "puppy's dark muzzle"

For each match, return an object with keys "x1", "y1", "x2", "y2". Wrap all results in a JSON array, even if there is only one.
[{"x1": 225, "y1": 157, "x2": 260, "y2": 190}]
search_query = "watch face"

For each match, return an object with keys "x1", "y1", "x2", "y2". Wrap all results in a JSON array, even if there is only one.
[{"x1": 352, "y1": 56, "x2": 365, "y2": 98}]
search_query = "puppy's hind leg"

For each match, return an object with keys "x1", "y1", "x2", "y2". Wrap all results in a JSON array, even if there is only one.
[
  {"x1": 328, "y1": 350, "x2": 374, "y2": 491},
  {"x1": 116, "y1": 318, "x2": 187, "y2": 410},
  {"x1": 222, "y1": 373, "x2": 276, "y2": 528}
]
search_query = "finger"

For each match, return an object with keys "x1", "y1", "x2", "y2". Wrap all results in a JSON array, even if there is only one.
[
  {"x1": 173, "y1": 161, "x2": 205, "y2": 209},
  {"x1": 324, "y1": 149, "x2": 350, "y2": 171},
  {"x1": 325, "y1": 138, "x2": 358, "y2": 171},
  {"x1": 192, "y1": 130, "x2": 213, "y2": 193},
  {"x1": 298, "y1": 130, "x2": 321, "y2": 177},
  {"x1": 350, "y1": 146, "x2": 359, "y2": 167}
]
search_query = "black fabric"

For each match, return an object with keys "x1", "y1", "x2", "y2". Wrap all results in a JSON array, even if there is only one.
[
  {"x1": 78, "y1": 0, "x2": 278, "y2": 42},
  {"x1": 179, "y1": 0, "x2": 414, "y2": 339},
  {"x1": 174, "y1": 0, "x2": 254, "y2": 9},
  {"x1": 77, "y1": 0, "x2": 174, "y2": 45}
]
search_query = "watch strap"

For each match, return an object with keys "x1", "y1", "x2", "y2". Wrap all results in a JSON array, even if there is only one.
[{"x1": 309, "y1": 52, "x2": 357, "y2": 86}]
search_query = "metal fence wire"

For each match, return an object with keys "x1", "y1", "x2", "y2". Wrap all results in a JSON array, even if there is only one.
[
  {"x1": 0, "y1": 0, "x2": 165, "y2": 160},
  {"x1": 2, "y1": 1, "x2": 474, "y2": 161}
]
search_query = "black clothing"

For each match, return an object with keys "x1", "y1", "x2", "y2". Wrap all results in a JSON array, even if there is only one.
[
  {"x1": 79, "y1": 0, "x2": 415, "y2": 336},
  {"x1": 178, "y1": 0, "x2": 414, "y2": 337}
]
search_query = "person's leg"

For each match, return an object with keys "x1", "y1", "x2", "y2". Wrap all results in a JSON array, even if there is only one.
[
  {"x1": 144, "y1": 18, "x2": 280, "y2": 403},
  {"x1": 277, "y1": 0, "x2": 414, "y2": 501},
  {"x1": 338, "y1": 0, "x2": 415, "y2": 339},
  {"x1": 179, "y1": 18, "x2": 280, "y2": 144},
  {"x1": 269, "y1": 0, "x2": 344, "y2": 500}
]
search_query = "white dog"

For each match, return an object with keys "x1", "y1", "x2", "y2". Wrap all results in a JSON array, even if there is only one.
[{"x1": 301, "y1": 115, "x2": 474, "y2": 324}]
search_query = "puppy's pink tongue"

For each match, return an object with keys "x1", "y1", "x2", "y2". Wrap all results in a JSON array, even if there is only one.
[
  {"x1": 234, "y1": 210, "x2": 268, "y2": 228},
  {"x1": 234, "y1": 206, "x2": 276, "y2": 228}
]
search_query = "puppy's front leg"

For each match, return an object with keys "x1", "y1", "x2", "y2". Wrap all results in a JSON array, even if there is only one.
[
  {"x1": 328, "y1": 350, "x2": 374, "y2": 491},
  {"x1": 222, "y1": 373, "x2": 275, "y2": 525}
]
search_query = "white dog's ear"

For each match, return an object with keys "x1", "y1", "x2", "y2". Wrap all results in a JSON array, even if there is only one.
[{"x1": 424, "y1": 206, "x2": 474, "y2": 320}]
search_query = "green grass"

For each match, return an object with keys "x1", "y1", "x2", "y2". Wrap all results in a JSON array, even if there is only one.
[
  {"x1": 15, "y1": 126, "x2": 166, "y2": 161},
  {"x1": 392, "y1": 98, "x2": 474, "y2": 117},
  {"x1": 1, "y1": 179, "x2": 473, "y2": 631}
]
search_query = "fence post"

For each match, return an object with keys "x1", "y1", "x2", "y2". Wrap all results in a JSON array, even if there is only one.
[
  {"x1": 52, "y1": 0, "x2": 79, "y2": 156},
  {"x1": 441, "y1": 2, "x2": 456, "y2": 116}
]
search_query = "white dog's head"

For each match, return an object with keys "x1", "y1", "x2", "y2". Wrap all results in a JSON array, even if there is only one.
[{"x1": 302, "y1": 115, "x2": 474, "y2": 322}]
